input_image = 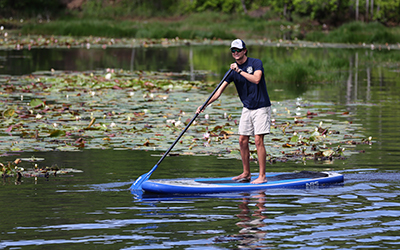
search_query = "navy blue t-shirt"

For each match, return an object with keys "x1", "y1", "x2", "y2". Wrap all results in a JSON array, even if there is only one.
[{"x1": 225, "y1": 57, "x2": 271, "y2": 110}]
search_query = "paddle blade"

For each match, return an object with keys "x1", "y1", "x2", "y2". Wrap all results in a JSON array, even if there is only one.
[
  {"x1": 129, "y1": 164, "x2": 158, "y2": 190},
  {"x1": 129, "y1": 172, "x2": 150, "y2": 190}
]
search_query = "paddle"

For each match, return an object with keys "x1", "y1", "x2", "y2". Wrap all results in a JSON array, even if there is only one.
[{"x1": 130, "y1": 69, "x2": 233, "y2": 190}]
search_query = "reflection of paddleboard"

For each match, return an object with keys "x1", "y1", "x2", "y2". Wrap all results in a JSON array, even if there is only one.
[{"x1": 141, "y1": 171, "x2": 344, "y2": 194}]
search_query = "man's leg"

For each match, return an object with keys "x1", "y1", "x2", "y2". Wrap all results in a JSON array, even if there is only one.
[
  {"x1": 251, "y1": 134, "x2": 268, "y2": 184},
  {"x1": 232, "y1": 135, "x2": 251, "y2": 181}
]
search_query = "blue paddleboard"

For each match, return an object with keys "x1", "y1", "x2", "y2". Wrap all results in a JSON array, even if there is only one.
[{"x1": 141, "y1": 171, "x2": 344, "y2": 194}]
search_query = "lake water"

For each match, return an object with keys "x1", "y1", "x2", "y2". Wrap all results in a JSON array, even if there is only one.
[{"x1": 1, "y1": 44, "x2": 400, "y2": 249}]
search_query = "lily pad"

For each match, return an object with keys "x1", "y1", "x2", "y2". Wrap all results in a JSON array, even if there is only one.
[
  {"x1": 0, "y1": 70, "x2": 371, "y2": 164},
  {"x1": 49, "y1": 130, "x2": 66, "y2": 137},
  {"x1": 2, "y1": 108, "x2": 15, "y2": 118},
  {"x1": 30, "y1": 99, "x2": 45, "y2": 108}
]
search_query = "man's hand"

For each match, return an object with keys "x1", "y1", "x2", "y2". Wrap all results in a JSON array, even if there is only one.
[
  {"x1": 196, "y1": 105, "x2": 205, "y2": 114},
  {"x1": 230, "y1": 63, "x2": 240, "y2": 73}
]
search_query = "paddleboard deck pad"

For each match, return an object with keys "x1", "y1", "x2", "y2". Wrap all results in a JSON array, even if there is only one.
[{"x1": 141, "y1": 171, "x2": 344, "y2": 194}]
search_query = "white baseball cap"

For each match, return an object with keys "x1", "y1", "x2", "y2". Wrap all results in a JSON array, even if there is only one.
[{"x1": 230, "y1": 39, "x2": 246, "y2": 49}]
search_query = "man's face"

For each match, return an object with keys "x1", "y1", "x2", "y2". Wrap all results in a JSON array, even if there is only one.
[{"x1": 231, "y1": 48, "x2": 246, "y2": 60}]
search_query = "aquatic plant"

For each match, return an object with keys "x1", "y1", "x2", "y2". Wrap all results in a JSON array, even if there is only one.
[
  {"x1": 0, "y1": 157, "x2": 83, "y2": 184},
  {"x1": 0, "y1": 70, "x2": 371, "y2": 168}
]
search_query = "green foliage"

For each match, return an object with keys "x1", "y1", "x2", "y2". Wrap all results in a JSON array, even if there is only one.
[
  {"x1": 260, "y1": 0, "x2": 400, "y2": 24},
  {"x1": 3, "y1": 0, "x2": 400, "y2": 25},
  {"x1": 193, "y1": 0, "x2": 238, "y2": 13},
  {"x1": 5, "y1": 0, "x2": 400, "y2": 43},
  {"x1": 306, "y1": 21, "x2": 400, "y2": 44},
  {"x1": 79, "y1": 0, "x2": 179, "y2": 18},
  {"x1": 304, "y1": 31, "x2": 325, "y2": 42},
  {"x1": 20, "y1": 16, "x2": 236, "y2": 40},
  {"x1": 373, "y1": 0, "x2": 400, "y2": 22},
  {"x1": 0, "y1": 0, "x2": 64, "y2": 18},
  {"x1": 292, "y1": 0, "x2": 344, "y2": 20},
  {"x1": 22, "y1": 19, "x2": 138, "y2": 37},
  {"x1": 370, "y1": 30, "x2": 398, "y2": 44},
  {"x1": 178, "y1": 0, "x2": 260, "y2": 14}
]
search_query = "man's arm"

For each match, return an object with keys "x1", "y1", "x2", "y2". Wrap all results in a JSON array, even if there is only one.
[
  {"x1": 231, "y1": 63, "x2": 262, "y2": 84},
  {"x1": 239, "y1": 69, "x2": 262, "y2": 84},
  {"x1": 196, "y1": 81, "x2": 229, "y2": 113}
]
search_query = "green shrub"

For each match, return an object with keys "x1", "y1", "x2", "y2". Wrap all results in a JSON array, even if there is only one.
[
  {"x1": 369, "y1": 30, "x2": 398, "y2": 44},
  {"x1": 304, "y1": 31, "x2": 325, "y2": 42},
  {"x1": 307, "y1": 21, "x2": 399, "y2": 44}
]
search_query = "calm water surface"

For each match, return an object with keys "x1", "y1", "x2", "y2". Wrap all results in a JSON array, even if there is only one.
[{"x1": 1, "y1": 45, "x2": 400, "y2": 249}]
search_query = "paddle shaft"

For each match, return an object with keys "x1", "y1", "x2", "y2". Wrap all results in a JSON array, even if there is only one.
[
  {"x1": 155, "y1": 69, "x2": 233, "y2": 166},
  {"x1": 130, "y1": 69, "x2": 233, "y2": 190}
]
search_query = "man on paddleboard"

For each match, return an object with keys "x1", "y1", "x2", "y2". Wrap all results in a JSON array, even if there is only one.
[{"x1": 197, "y1": 39, "x2": 271, "y2": 184}]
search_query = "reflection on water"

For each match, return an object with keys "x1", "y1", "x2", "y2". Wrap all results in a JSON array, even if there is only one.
[
  {"x1": 1, "y1": 151, "x2": 399, "y2": 249},
  {"x1": 0, "y1": 46, "x2": 218, "y2": 78},
  {"x1": 2, "y1": 170, "x2": 399, "y2": 249},
  {"x1": 1, "y1": 45, "x2": 400, "y2": 249},
  {"x1": 230, "y1": 192, "x2": 269, "y2": 248}
]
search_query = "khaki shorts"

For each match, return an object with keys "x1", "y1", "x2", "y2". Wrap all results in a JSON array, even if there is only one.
[{"x1": 238, "y1": 106, "x2": 271, "y2": 136}]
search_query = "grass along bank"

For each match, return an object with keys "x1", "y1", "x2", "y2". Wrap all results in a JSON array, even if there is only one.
[{"x1": 14, "y1": 12, "x2": 400, "y2": 45}]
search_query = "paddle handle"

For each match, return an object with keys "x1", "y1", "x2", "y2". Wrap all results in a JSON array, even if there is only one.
[{"x1": 156, "y1": 69, "x2": 233, "y2": 166}]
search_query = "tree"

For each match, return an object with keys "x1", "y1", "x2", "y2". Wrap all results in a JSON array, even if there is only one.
[{"x1": 0, "y1": 0, "x2": 65, "y2": 18}]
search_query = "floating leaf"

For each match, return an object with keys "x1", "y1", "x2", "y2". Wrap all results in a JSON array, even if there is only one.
[
  {"x1": 0, "y1": 70, "x2": 368, "y2": 163},
  {"x1": 3, "y1": 108, "x2": 15, "y2": 118},
  {"x1": 290, "y1": 135, "x2": 299, "y2": 143},
  {"x1": 30, "y1": 99, "x2": 45, "y2": 108},
  {"x1": 219, "y1": 130, "x2": 234, "y2": 135},
  {"x1": 322, "y1": 149, "x2": 335, "y2": 157},
  {"x1": 49, "y1": 130, "x2": 66, "y2": 137}
]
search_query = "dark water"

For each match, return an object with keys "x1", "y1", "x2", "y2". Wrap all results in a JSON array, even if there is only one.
[
  {"x1": 0, "y1": 46, "x2": 226, "y2": 77},
  {"x1": 1, "y1": 45, "x2": 400, "y2": 249}
]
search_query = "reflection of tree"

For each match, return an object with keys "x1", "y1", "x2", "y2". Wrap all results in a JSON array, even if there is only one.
[
  {"x1": 346, "y1": 51, "x2": 375, "y2": 104},
  {"x1": 4, "y1": 46, "x2": 396, "y2": 105}
]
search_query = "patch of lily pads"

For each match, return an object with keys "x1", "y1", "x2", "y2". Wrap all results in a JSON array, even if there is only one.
[
  {"x1": 2, "y1": 33, "x2": 399, "y2": 51},
  {"x1": 1, "y1": 157, "x2": 83, "y2": 184},
  {"x1": 0, "y1": 69, "x2": 372, "y2": 171},
  {"x1": 1, "y1": 33, "x2": 223, "y2": 50}
]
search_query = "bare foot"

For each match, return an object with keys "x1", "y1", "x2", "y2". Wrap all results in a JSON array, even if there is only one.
[
  {"x1": 232, "y1": 173, "x2": 251, "y2": 181},
  {"x1": 251, "y1": 177, "x2": 268, "y2": 184}
]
